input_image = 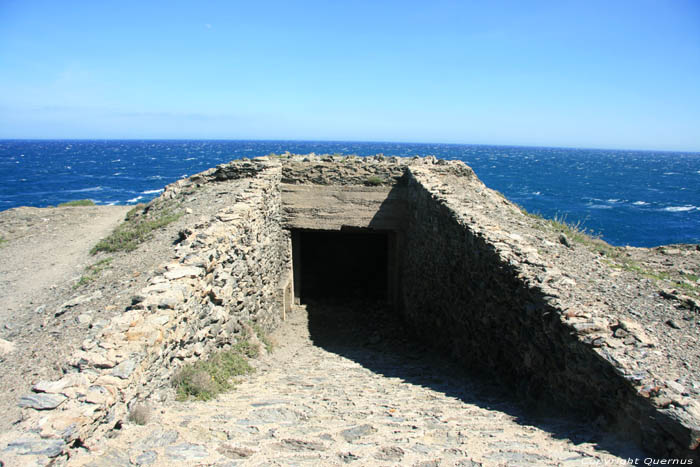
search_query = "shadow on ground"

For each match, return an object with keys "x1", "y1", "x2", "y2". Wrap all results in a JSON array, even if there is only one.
[{"x1": 305, "y1": 298, "x2": 648, "y2": 461}]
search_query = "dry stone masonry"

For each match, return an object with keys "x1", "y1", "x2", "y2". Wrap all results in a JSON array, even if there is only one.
[{"x1": 1, "y1": 153, "x2": 698, "y2": 465}]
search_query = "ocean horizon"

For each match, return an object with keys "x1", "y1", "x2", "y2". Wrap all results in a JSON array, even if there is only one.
[{"x1": 1, "y1": 139, "x2": 699, "y2": 248}]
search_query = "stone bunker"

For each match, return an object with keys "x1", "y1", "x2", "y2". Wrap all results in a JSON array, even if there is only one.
[
  {"x1": 282, "y1": 177, "x2": 407, "y2": 307},
  {"x1": 4, "y1": 154, "x2": 699, "y2": 462}
]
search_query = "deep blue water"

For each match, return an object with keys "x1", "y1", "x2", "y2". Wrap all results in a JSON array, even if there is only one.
[{"x1": 1, "y1": 140, "x2": 699, "y2": 247}]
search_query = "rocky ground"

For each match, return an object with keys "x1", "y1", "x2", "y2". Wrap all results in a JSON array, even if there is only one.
[
  {"x1": 70, "y1": 302, "x2": 645, "y2": 466},
  {"x1": 437, "y1": 167, "x2": 700, "y2": 402},
  {"x1": 0, "y1": 157, "x2": 698, "y2": 464},
  {"x1": 0, "y1": 177, "x2": 250, "y2": 434}
]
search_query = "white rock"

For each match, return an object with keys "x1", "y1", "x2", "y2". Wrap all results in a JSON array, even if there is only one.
[
  {"x1": 619, "y1": 319, "x2": 658, "y2": 347},
  {"x1": 76, "y1": 313, "x2": 93, "y2": 325},
  {"x1": 164, "y1": 266, "x2": 203, "y2": 280},
  {"x1": 33, "y1": 373, "x2": 90, "y2": 394},
  {"x1": 0, "y1": 338, "x2": 15, "y2": 356},
  {"x1": 666, "y1": 380, "x2": 685, "y2": 394}
]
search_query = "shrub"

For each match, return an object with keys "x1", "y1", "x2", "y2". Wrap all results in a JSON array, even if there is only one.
[
  {"x1": 172, "y1": 350, "x2": 253, "y2": 401},
  {"x1": 365, "y1": 176, "x2": 384, "y2": 186},
  {"x1": 127, "y1": 403, "x2": 150, "y2": 425},
  {"x1": 58, "y1": 199, "x2": 95, "y2": 207},
  {"x1": 232, "y1": 339, "x2": 260, "y2": 359}
]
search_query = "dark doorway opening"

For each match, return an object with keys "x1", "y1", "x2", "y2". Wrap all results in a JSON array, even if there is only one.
[{"x1": 292, "y1": 229, "x2": 390, "y2": 302}]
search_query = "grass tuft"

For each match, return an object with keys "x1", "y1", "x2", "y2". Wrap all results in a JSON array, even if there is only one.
[
  {"x1": 171, "y1": 323, "x2": 273, "y2": 401},
  {"x1": 522, "y1": 207, "x2": 698, "y2": 293},
  {"x1": 91, "y1": 202, "x2": 182, "y2": 254},
  {"x1": 75, "y1": 257, "x2": 113, "y2": 288},
  {"x1": 0, "y1": 235, "x2": 6, "y2": 247},
  {"x1": 252, "y1": 323, "x2": 274, "y2": 353},
  {"x1": 58, "y1": 199, "x2": 95, "y2": 207}
]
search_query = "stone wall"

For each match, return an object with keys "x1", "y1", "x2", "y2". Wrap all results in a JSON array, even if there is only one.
[
  {"x1": 400, "y1": 162, "x2": 699, "y2": 460},
  {"x1": 1, "y1": 161, "x2": 292, "y2": 462}
]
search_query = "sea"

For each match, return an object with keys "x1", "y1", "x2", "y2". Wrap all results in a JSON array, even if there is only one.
[{"x1": 1, "y1": 140, "x2": 699, "y2": 248}]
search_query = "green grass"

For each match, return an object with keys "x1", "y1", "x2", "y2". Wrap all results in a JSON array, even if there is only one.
[
  {"x1": 364, "y1": 175, "x2": 385, "y2": 186},
  {"x1": 232, "y1": 338, "x2": 261, "y2": 359},
  {"x1": 0, "y1": 236, "x2": 6, "y2": 247},
  {"x1": 75, "y1": 257, "x2": 113, "y2": 288},
  {"x1": 172, "y1": 349, "x2": 253, "y2": 401},
  {"x1": 90, "y1": 203, "x2": 182, "y2": 254},
  {"x1": 676, "y1": 274, "x2": 700, "y2": 294},
  {"x1": 172, "y1": 323, "x2": 274, "y2": 401},
  {"x1": 58, "y1": 199, "x2": 95, "y2": 207}
]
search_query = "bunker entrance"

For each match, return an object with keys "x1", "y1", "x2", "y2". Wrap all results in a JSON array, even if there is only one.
[{"x1": 291, "y1": 229, "x2": 395, "y2": 303}]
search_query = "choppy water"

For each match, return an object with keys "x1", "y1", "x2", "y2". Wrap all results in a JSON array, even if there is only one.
[{"x1": 1, "y1": 140, "x2": 698, "y2": 247}]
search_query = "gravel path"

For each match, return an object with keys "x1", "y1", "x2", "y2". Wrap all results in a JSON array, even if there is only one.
[{"x1": 74, "y1": 302, "x2": 645, "y2": 466}]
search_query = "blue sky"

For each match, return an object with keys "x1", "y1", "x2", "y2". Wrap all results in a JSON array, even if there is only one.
[{"x1": 1, "y1": 0, "x2": 699, "y2": 151}]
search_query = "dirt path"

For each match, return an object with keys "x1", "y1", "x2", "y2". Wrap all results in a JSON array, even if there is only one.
[
  {"x1": 73, "y1": 303, "x2": 646, "y2": 466},
  {"x1": 0, "y1": 205, "x2": 131, "y2": 323},
  {"x1": 0, "y1": 205, "x2": 131, "y2": 432}
]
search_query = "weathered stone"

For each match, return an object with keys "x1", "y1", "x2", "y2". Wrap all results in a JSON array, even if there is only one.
[
  {"x1": 618, "y1": 319, "x2": 657, "y2": 347},
  {"x1": 95, "y1": 374, "x2": 130, "y2": 389},
  {"x1": 112, "y1": 358, "x2": 137, "y2": 379},
  {"x1": 217, "y1": 444, "x2": 255, "y2": 459},
  {"x1": 339, "y1": 452, "x2": 361, "y2": 463},
  {"x1": 374, "y1": 446, "x2": 404, "y2": 461},
  {"x1": 279, "y1": 438, "x2": 326, "y2": 451},
  {"x1": 558, "y1": 233, "x2": 571, "y2": 247},
  {"x1": 340, "y1": 424, "x2": 377, "y2": 442},
  {"x1": 570, "y1": 318, "x2": 609, "y2": 334},
  {"x1": 33, "y1": 373, "x2": 90, "y2": 394},
  {"x1": 84, "y1": 385, "x2": 117, "y2": 406},
  {"x1": 131, "y1": 450, "x2": 158, "y2": 465},
  {"x1": 164, "y1": 265, "x2": 203, "y2": 280},
  {"x1": 88, "y1": 448, "x2": 132, "y2": 467},
  {"x1": 667, "y1": 380, "x2": 686, "y2": 394},
  {"x1": 71, "y1": 350, "x2": 117, "y2": 369},
  {"x1": 485, "y1": 451, "x2": 551, "y2": 464},
  {"x1": 165, "y1": 443, "x2": 209, "y2": 461},
  {"x1": 135, "y1": 428, "x2": 179, "y2": 449},
  {"x1": 39, "y1": 409, "x2": 90, "y2": 441},
  {"x1": 5, "y1": 436, "x2": 65, "y2": 457},
  {"x1": 56, "y1": 290, "x2": 102, "y2": 316},
  {"x1": 76, "y1": 313, "x2": 93, "y2": 325},
  {"x1": 245, "y1": 407, "x2": 300, "y2": 424},
  {"x1": 18, "y1": 393, "x2": 67, "y2": 410}
]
